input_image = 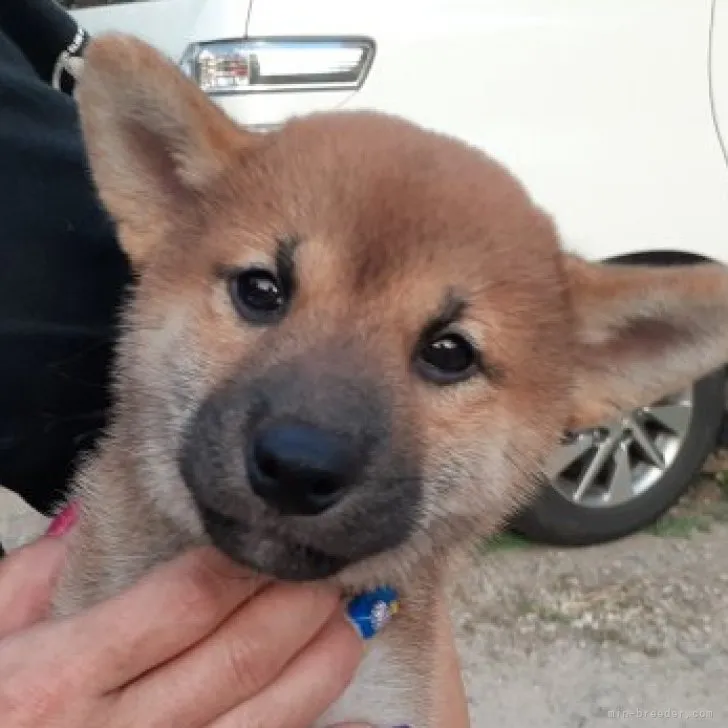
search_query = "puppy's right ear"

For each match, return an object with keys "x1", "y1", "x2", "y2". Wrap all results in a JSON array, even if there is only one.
[{"x1": 76, "y1": 33, "x2": 250, "y2": 266}]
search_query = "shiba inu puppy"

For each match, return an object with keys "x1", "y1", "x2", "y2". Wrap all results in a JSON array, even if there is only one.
[{"x1": 52, "y1": 34, "x2": 728, "y2": 727}]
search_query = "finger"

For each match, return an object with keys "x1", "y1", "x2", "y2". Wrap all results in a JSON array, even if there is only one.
[
  {"x1": 211, "y1": 611, "x2": 364, "y2": 728},
  {"x1": 0, "y1": 537, "x2": 67, "y2": 638},
  {"x1": 5, "y1": 547, "x2": 268, "y2": 696},
  {"x1": 112, "y1": 581, "x2": 342, "y2": 728}
]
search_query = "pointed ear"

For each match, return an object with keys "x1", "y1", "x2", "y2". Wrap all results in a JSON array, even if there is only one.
[
  {"x1": 76, "y1": 33, "x2": 251, "y2": 265},
  {"x1": 566, "y1": 256, "x2": 728, "y2": 428}
]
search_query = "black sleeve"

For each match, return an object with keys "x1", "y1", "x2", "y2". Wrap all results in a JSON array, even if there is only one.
[{"x1": 0, "y1": 1, "x2": 132, "y2": 515}]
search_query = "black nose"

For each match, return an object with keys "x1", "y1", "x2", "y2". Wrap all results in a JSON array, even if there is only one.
[{"x1": 247, "y1": 423, "x2": 354, "y2": 515}]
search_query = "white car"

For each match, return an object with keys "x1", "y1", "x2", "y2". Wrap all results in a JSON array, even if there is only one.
[{"x1": 65, "y1": 0, "x2": 728, "y2": 544}]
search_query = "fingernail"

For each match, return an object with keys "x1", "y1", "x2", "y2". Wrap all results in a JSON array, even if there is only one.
[
  {"x1": 345, "y1": 586, "x2": 400, "y2": 640},
  {"x1": 45, "y1": 502, "x2": 79, "y2": 537}
]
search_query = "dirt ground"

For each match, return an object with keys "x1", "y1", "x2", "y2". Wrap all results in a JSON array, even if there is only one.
[
  {"x1": 2, "y1": 456, "x2": 728, "y2": 727},
  {"x1": 449, "y1": 455, "x2": 728, "y2": 727}
]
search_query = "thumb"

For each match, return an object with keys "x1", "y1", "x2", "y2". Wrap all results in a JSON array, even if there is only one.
[{"x1": 0, "y1": 532, "x2": 69, "y2": 638}]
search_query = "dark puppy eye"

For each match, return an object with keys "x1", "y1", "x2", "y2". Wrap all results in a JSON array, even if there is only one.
[
  {"x1": 229, "y1": 267, "x2": 288, "y2": 324},
  {"x1": 416, "y1": 333, "x2": 479, "y2": 384}
]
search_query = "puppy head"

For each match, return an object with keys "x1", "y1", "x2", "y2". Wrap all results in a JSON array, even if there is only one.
[{"x1": 77, "y1": 35, "x2": 728, "y2": 587}]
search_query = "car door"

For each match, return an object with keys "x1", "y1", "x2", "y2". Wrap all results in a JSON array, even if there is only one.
[
  {"x1": 245, "y1": 0, "x2": 728, "y2": 265},
  {"x1": 710, "y1": 0, "x2": 728, "y2": 190}
]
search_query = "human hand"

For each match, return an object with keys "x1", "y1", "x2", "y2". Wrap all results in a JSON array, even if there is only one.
[{"x1": 0, "y1": 511, "x2": 367, "y2": 727}]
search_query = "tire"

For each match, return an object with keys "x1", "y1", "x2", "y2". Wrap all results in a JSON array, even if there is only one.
[{"x1": 514, "y1": 368, "x2": 726, "y2": 547}]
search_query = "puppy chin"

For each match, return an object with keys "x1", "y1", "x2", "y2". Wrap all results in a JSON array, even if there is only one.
[{"x1": 200, "y1": 506, "x2": 352, "y2": 581}]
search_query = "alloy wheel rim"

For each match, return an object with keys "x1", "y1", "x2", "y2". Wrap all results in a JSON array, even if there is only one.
[{"x1": 545, "y1": 389, "x2": 694, "y2": 509}]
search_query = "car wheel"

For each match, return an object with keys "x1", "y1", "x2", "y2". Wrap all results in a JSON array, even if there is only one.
[{"x1": 514, "y1": 368, "x2": 726, "y2": 546}]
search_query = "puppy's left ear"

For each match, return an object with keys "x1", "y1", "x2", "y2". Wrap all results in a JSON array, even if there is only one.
[
  {"x1": 76, "y1": 33, "x2": 251, "y2": 266},
  {"x1": 566, "y1": 256, "x2": 728, "y2": 428}
]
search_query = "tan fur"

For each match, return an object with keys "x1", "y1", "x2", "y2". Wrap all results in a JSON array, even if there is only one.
[{"x1": 53, "y1": 34, "x2": 728, "y2": 726}]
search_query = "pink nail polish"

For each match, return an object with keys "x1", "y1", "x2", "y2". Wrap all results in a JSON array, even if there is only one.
[{"x1": 45, "y1": 502, "x2": 80, "y2": 537}]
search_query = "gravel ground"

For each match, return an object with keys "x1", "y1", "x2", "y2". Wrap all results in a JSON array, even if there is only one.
[
  {"x1": 2, "y1": 473, "x2": 727, "y2": 727},
  {"x1": 449, "y1": 524, "x2": 727, "y2": 727},
  {"x1": 447, "y1": 461, "x2": 728, "y2": 727}
]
